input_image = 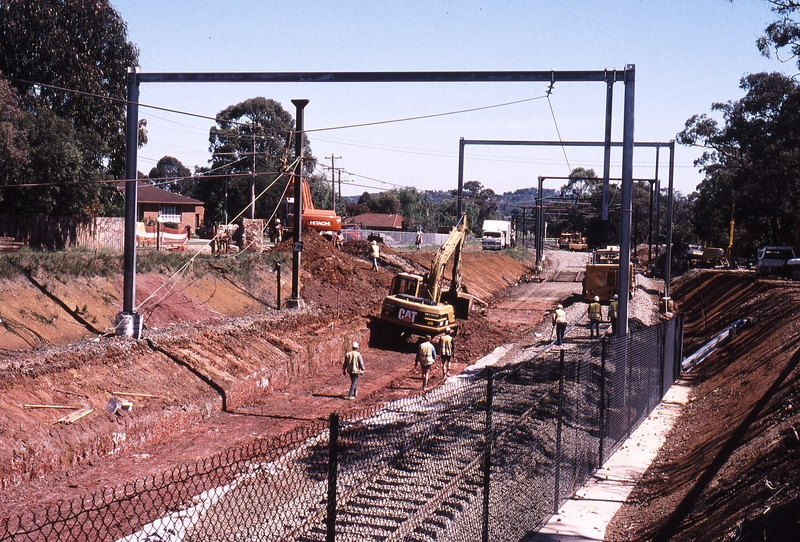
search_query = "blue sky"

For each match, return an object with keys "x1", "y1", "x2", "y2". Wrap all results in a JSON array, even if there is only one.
[{"x1": 113, "y1": 0, "x2": 789, "y2": 198}]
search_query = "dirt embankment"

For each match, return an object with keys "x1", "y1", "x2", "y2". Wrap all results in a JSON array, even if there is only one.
[
  {"x1": 607, "y1": 271, "x2": 800, "y2": 541},
  {"x1": 0, "y1": 233, "x2": 533, "y2": 515}
]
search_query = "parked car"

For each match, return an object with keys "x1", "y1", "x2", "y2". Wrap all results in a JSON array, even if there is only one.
[{"x1": 341, "y1": 223, "x2": 362, "y2": 242}]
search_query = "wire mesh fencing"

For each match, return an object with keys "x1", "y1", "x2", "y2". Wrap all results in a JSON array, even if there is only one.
[{"x1": 1, "y1": 315, "x2": 683, "y2": 541}]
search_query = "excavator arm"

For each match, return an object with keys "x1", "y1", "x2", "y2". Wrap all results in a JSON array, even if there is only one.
[{"x1": 424, "y1": 214, "x2": 468, "y2": 302}]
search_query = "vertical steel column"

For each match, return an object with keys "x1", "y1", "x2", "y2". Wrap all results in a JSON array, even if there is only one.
[
  {"x1": 653, "y1": 145, "x2": 661, "y2": 266},
  {"x1": 616, "y1": 65, "x2": 635, "y2": 337},
  {"x1": 122, "y1": 67, "x2": 139, "y2": 318},
  {"x1": 601, "y1": 71, "x2": 614, "y2": 221},
  {"x1": 457, "y1": 138, "x2": 465, "y2": 218},
  {"x1": 648, "y1": 181, "x2": 653, "y2": 264},
  {"x1": 326, "y1": 412, "x2": 339, "y2": 542},
  {"x1": 537, "y1": 176, "x2": 544, "y2": 266},
  {"x1": 289, "y1": 99, "x2": 309, "y2": 309},
  {"x1": 481, "y1": 370, "x2": 494, "y2": 542},
  {"x1": 554, "y1": 348, "x2": 566, "y2": 514},
  {"x1": 664, "y1": 140, "x2": 675, "y2": 300}
]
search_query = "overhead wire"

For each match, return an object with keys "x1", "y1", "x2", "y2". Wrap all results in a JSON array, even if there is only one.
[
  {"x1": 134, "y1": 155, "x2": 300, "y2": 314},
  {"x1": 545, "y1": 78, "x2": 572, "y2": 175}
]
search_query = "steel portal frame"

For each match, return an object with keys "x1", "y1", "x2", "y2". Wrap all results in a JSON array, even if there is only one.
[
  {"x1": 457, "y1": 138, "x2": 676, "y2": 336},
  {"x1": 121, "y1": 66, "x2": 636, "y2": 335}
]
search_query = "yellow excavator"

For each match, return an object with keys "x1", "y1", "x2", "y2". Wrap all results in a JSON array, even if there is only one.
[{"x1": 379, "y1": 214, "x2": 473, "y2": 339}]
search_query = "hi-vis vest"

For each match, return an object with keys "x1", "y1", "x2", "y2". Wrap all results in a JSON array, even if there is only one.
[
  {"x1": 588, "y1": 302, "x2": 602, "y2": 321},
  {"x1": 370, "y1": 244, "x2": 380, "y2": 258},
  {"x1": 440, "y1": 334, "x2": 454, "y2": 357},
  {"x1": 608, "y1": 300, "x2": 619, "y2": 319},
  {"x1": 417, "y1": 342, "x2": 436, "y2": 366},
  {"x1": 344, "y1": 350, "x2": 363, "y2": 375},
  {"x1": 554, "y1": 308, "x2": 567, "y2": 325}
]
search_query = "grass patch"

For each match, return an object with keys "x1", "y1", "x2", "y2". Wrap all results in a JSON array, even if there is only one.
[
  {"x1": 504, "y1": 245, "x2": 532, "y2": 262},
  {"x1": 0, "y1": 248, "x2": 122, "y2": 279}
]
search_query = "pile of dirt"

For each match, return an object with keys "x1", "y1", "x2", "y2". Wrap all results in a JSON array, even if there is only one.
[
  {"x1": 0, "y1": 233, "x2": 534, "y2": 518},
  {"x1": 606, "y1": 271, "x2": 800, "y2": 541}
]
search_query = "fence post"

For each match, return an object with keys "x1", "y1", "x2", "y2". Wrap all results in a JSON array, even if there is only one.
[
  {"x1": 659, "y1": 322, "x2": 667, "y2": 399},
  {"x1": 599, "y1": 339, "x2": 607, "y2": 468},
  {"x1": 481, "y1": 370, "x2": 494, "y2": 542},
  {"x1": 326, "y1": 413, "x2": 339, "y2": 542},
  {"x1": 554, "y1": 349, "x2": 565, "y2": 515}
]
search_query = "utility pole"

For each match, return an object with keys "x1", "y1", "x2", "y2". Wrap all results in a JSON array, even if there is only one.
[
  {"x1": 338, "y1": 169, "x2": 343, "y2": 213},
  {"x1": 325, "y1": 154, "x2": 342, "y2": 210},
  {"x1": 251, "y1": 131, "x2": 256, "y2": 219}
]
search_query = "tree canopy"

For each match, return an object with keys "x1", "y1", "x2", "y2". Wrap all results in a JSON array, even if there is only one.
[
  {"x1": 199, "y1": 97, "x2": 315, "y2": 225},
  {"x1": 148, "y1": 156, "x2": 192, "y2": 194},
  {"x1": 679, "y1": 72, "x2": 800, "y2": 254},
  {"x1": 0, "y1": 0, "x2": 137, "y2": 217},
  {"x1": 758, "y1": 1, "x2": 800, "y2": 70}
]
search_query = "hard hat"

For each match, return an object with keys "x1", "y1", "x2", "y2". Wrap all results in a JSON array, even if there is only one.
[
  {"x1": 275, "y1": 218, "x2": 280, "y2": 223},
  {"x1": 613, "y1": 294, "x2": 618, "y2": 300},
  {"x1": 557, "y1": 304, "x2": 563, "y2": 309},
  {"x1": 352, "y1": 342, "x2": 359, "y2": 349},
  {"x1": 445, "y1": 327, "x2": 452, "y2": 334},
  {"x1": 594, "y1": 296, "x2": 600, "y2": 302},
  {"x1": 371, "y1": 240, "x2": 377, "y2": 245}
]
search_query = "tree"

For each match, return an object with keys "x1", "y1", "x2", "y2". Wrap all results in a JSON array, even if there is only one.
[
  {"x1": 148, "y1": 156, "x2": 192, "y2": 194},
  {"x1": 460, "y1": 180, "x2": 499, "y2": 234},
  {"x1": 679, "y1": 72, "x2": 800, "y2": 254},
  {"x1": 0, "y1": 0, "x2": 139, "y2": 178},
  {"x1": 205, "y1": 97, "x2": 315, "y2": 225},
  {"x1": 757, "y1": 1, "x2": 800, "y2": 70},
  {"x1": 397, "y1": 187, "x2": 434, "y2": 231},
  {"x1": 0, "y1": 74, "x2": 29, "y2": 189},
  {"x1": 3, "y1": 107, "x2": 123, "y2": 217}
]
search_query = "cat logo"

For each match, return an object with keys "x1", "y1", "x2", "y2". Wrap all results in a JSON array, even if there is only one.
[{"x1": 397, "y1": 308, "x2": 418, "y2": 322}]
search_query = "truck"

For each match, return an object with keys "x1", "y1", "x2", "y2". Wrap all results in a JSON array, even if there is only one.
[
  {"x1": 279, "y1": 178, "x2": 342, "y2": 238},
  {"x1": 559, "y1": 231, "x2": 588, "y2": 251},
  {"x1": 582, "y1": 246, "x2": 635, "y2": 302},
  {"x1": 756, "y1": 246, "x2": 796, "y2": 278},
  {"x1": 380, "y1": 214, "x2": 473, "y2": 339},
  {"x1": 481, "y1": 219, "x2": 512, "y2": 250}
]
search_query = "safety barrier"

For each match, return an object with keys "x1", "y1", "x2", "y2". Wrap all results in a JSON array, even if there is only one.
[{"x1": 0, "y1": 316, "x2": 683, "y2": 541}]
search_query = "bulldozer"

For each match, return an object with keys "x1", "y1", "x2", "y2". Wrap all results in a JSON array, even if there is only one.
[{"x1": 379, "y1": 214, "x2": 473, "y2": 340}]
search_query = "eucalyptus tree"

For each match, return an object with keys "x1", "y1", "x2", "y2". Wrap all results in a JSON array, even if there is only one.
[
  {"x1": 203, "y1": 97, "x2": 315, "y2": 225},
  {"x1": 0, "y1": 0, "x2": 137, "y2": 216},
  {"x1": 679, "y1": 72, "x2": 800, "y2": 253}
]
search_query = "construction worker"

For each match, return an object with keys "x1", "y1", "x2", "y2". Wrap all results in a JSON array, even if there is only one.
[
  {"x1": 588, "y1": 295, "x2": 602, "y2": 338},
  {"x1": 552, "y1": 304, "x2": 567, "y2": 345},
  {"x1": 609, "y1": 294, "x2": 619, "y2": 335},
  {"x1": 342, "y1": 341, "x2": 364, "y2": 400},
  {"x1": 414, "y1": 335, "x2": 437, "y2": 391},
  {"x1": 275, "y1": 219, "x2": 283, "y2": 243},
  {"x1": 439, "y1": 327, "x2": 455, "y2": 378},
  {"x1": 370, "y1": 240, "x2": 380, "y2": 271},
  {"x1": 415, "y1": 230, "x2": 422, "y2": 252}
]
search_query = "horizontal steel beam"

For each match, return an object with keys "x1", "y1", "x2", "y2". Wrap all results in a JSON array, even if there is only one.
[
  {"x1": 135, "y1": 70, "x2": 628, "y2": 85},
  {"x1": 462, "y1": 139, "x2": 671, "y2": 148}
]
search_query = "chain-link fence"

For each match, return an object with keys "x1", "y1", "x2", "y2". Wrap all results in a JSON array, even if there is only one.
[{"x1": 1, "y1": 315, "x2": 683, "y2": 541}]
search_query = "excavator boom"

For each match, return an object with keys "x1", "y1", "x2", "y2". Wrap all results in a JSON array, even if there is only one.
[{"x1": 379, "y1": 214, "x2": 472, "y2": 339}]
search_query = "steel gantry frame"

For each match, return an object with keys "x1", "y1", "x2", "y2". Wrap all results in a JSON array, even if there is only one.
[
  {"x1": 120, "y1": 66, "x2": 635, "y2": 336},
  {"x1": 457, "y1": 138, "x2": 675, "y2": 337}
]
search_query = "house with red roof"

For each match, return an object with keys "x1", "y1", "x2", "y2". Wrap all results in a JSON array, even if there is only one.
[
  {"x1": 343, "y1": 213, "x2": 404, "y2": 231},
  {"x1": 132, "y1": 183, "x2": 205, "y2": 234}
]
